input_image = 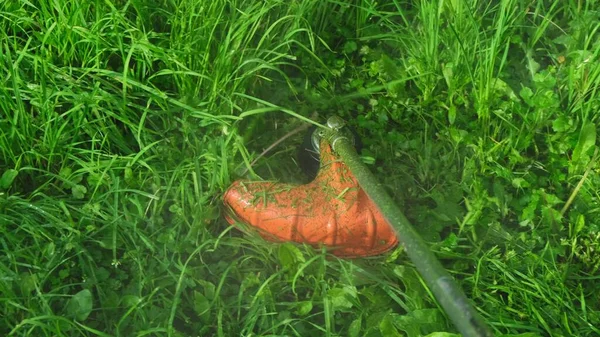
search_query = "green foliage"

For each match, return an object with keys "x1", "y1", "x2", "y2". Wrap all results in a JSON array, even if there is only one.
[
  {"x1": 1, "y1": 0, "x2": 600, "y2": 336},
  {"x1": 65, "y1": 289, "x2": 94, "y2": 321},
  {"x1": 0, "y1": 169, "x2": 18, "y2": 189}
]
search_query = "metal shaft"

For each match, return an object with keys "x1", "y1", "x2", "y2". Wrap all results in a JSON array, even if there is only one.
[{"x1": 323, "y1": 117, "x2": 494, "y2": 337}]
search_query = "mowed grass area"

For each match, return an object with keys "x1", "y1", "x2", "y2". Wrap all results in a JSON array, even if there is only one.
[{"x1": 1, "y1": 0, "x2": 600, "y2": 336}]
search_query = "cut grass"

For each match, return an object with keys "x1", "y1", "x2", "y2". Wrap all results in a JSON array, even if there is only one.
[{"x1": 1, "y1": 0, "x2": 600, "y2": 336}]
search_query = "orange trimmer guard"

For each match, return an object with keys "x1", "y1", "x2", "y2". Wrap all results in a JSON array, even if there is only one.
[{"x1": 222, "y1": 139, "x2": 398, "y2": 258}]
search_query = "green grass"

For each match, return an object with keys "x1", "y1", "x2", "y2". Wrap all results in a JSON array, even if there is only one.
[{"x1": 1, "y1": 0, "x2": 600, "y2": 336}]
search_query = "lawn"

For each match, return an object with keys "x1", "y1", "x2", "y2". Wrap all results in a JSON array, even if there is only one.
[{"x1": 1, "y1": 0, "x2": 599, "y2": 336}]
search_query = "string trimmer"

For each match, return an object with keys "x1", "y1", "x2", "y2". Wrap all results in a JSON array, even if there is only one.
[{"x1": 223, "y1": 116, "x2": 494, "y2": 337}]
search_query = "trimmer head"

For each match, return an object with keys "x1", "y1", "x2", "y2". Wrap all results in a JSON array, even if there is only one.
[{"x1": 223, "y1": 135, "x2": 397, "y2": 258}]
